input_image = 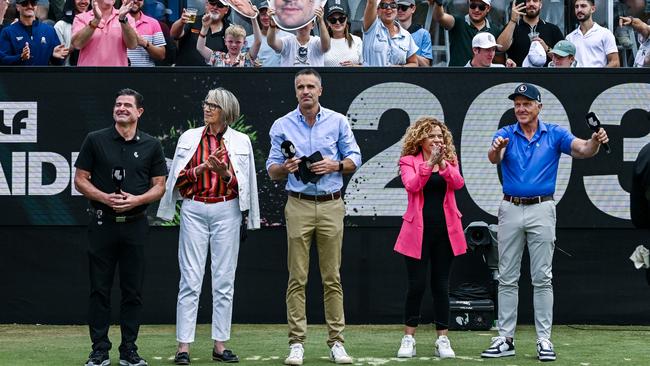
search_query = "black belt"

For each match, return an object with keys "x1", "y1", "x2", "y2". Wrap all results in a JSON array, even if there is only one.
[
  {"x1": 89, "y1": 207, "x2": 146, "y2": 223},
  {"x1": 288, "y1": 191, "x2": 341, "y2": 202},
  {"x1": 503, "y1": 194, "x2": 554, "y2": 206}
]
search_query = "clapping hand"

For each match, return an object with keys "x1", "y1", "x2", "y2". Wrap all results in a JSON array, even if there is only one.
[
  {"x1": 427, "y1": 144, "x2": 446, "y2": 167},
  {"x1": 92, "y1": 0, "x2": 101, "y2": 21},
  {"x1": 52, "y1": 44, "x2": 69, "y2": 59},
  {"x1": 206, "y1": 147, "x2": 229, "y2": 176},
  {"x1": 21, "y1": 42, "x2": 30, "y2": 61},
  {"x1": 118, "y1": 0, "x2": 133, "y2": 20}
]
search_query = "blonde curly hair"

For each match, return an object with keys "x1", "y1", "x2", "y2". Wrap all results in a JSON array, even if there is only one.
[{"x1": 400, "y1": 117, "x2": 457, "y2": 162}]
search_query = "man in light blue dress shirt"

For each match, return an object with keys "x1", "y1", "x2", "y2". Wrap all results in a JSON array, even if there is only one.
[{"x1": 266, "y1": 68, "x2": 361, "y2": 366}]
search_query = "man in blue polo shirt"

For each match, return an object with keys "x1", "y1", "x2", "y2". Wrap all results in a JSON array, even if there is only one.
[{"x1": 481, "y1": 83, "x2": 608, "y2": 362}]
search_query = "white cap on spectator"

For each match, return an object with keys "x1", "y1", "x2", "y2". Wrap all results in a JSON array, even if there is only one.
[
  {"x1": 472, "y1": 32, "x2": 500, "y2": 49},
  {"x1": 476, "y1": 0, "x2": 491, "y2": 5}
]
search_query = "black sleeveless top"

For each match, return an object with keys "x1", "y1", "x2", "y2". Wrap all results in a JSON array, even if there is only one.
[{"x1": 422, "y1": 171, "x2": 447, "y2": 228}]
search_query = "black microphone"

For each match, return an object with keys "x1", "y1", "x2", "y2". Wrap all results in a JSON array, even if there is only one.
[
  {"x1": 280, "y1": 140, "x2": 301, "y2": 181},
  {"x1": 112, "y1": 166, "x2": 125, "y2": 194},
  {"x1": 585, "y1": 112, "x2": 611, "y2": 154}
]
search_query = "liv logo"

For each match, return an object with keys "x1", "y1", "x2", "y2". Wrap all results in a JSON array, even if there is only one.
[{"x1": 0, "y1": 102, "x2": 37, "y2": 143}]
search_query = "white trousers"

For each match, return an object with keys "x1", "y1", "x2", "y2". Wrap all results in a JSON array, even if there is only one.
[
  {"x1": 497, "y1": 200, "x2": 556, "y2": 340},
  {"x1": 176, "y1": 198, "x2": 241, "y2": 343}
]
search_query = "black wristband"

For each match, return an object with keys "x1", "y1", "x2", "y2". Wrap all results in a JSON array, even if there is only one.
[
  {"x1": 338, "y1": 162, "x2": 344, "y2": 172},
  {"x1": 119, "y1": 17, "x2": 128, "y2": 23}
]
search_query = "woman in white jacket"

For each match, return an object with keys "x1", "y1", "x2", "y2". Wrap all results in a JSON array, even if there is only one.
[{"x1": 157, "y1": 87, "x2": 260, "y2": 365}]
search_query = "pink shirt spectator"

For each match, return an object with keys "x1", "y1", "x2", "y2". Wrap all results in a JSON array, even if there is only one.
[{"x1": 72, "y1": 9, "x2": 135, "y2": 66}]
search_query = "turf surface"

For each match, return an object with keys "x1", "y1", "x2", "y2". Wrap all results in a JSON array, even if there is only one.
[{"x1": 1, "y1": 324, "x2": 648, "y2": 365}]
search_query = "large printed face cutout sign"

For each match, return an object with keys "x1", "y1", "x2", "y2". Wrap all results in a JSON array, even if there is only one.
[
  {"x1": 223, "y1": 0, "x2": 259, "y2": 18},
  {"x1": 270, "y1": 0, "x2": 327, "y2": 31}
]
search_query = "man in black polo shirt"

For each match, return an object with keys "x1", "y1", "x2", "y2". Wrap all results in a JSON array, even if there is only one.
[
  {"x1": 74, "y1": 88, "x2": 167, "y2": 366},
  {"x1": 431, "y1": 0, "x2": 501, "y2": 66},
  {"x1": 496, "y1": 0, "x2": 563, "y2": 67},
  {"x1": 170, "y1": 0, "x2": 231, "y2": 65}
]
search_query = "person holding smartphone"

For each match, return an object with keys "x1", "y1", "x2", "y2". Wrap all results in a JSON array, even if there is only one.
[{"x1": 496, "y1": 0, "x2": 564, "y2": 67}]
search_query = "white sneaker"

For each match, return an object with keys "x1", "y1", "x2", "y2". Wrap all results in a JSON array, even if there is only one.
[
  {"x1": 284, "y1": 343, "x2": 304, "y2": 365},
  {"x1": 329, "y1": 341, "x2": 353, "y2": 364},
  {"x1": 537, "y1": 338, "x2": 557, "y2": 362},
  {"x1": 434, "y1": 335, "x2": 455, "y2": 359},
  {"x1": 396, "y1": 335, "x2": 416, "y2": 358},
  {"x1": 481, "y1": 336, "x2": 515, "y2": 358}
]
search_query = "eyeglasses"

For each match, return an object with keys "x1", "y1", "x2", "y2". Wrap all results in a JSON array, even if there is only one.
[
  {"x1": 327, "y1": 15, "x2": 347, "y2": 24},
  {"x1": 208, "y1": 0, "x2": 228, "y2": 8},
  {"x1": 202, "y1": 101, "x2": 221, "y2": 111},
  {"x1": 378, "y1": 2, "x2": 398, "y2": 10},
  {"x1": 397, "y1": 4, "x2": 412, "y2": 11},
  {"x1": 469, "y1": 3, "x2": 487, "y2": 11},
  {"x1": 17, "y1": 0, "x2": 37, "y2": 6}
]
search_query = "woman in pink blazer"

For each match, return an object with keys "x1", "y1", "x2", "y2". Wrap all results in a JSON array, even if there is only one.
[{"x1": 393, "y1": 117, "x2": 467, "y2": 359}]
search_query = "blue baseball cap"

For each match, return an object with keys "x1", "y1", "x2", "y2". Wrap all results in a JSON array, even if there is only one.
[{"x1": 508, "y1": 83, "x2": 542, "y2": 103}]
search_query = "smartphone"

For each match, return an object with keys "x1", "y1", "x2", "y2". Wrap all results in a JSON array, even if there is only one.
[{"x1": 514, "y1": 0, "x2": 525, "y2": 6}]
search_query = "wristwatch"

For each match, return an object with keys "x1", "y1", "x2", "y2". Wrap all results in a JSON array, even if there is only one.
[
  {"x1": 119, "y1": 17, "x2": 128, "y2": 23},
  {"x1": 338, "y1": 162, "x2": 344, "y2": 172}
]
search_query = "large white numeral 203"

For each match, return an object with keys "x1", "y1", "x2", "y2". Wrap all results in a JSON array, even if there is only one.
[{"x1": 344, "y1": 83, "x2": 443, "y2": 216}]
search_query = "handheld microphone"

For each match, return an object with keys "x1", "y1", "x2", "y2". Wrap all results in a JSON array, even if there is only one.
[
  {"x1": 280, "y1": 140, "x2": 301, "y2": 181},
  {"x1": 585, "y1": 112, "x2": 611, "y2": 154},
  {"x1": 112, "y1": 166, "x2": 125, "y2": 194}
]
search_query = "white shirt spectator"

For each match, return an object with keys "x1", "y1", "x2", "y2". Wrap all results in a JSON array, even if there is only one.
[
  {"x1": 324, "y1": 34, "x2": 363, "y2": 66},
  {"x1": 247, "y1": 29, "x2": 292, "y2": 67},
  {"x1": 566, "y1": 22, "x2": 617, "y2": 67},
  {"x1": 634, "y1": 32, "x2": 650, "y2": 67},
  {"x1": 54, "y1": 20, "x2": 73, "y2": 65},
  {"x1": 279, "y1": 36, "x2": 324, "y2": 66},
  {"x1": 362, "y1": 17, "x2": 417, "y2": 66}
]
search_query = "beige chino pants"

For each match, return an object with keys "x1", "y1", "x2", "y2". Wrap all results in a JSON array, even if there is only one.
[{"x1": 284, "y1": 195, "x2": 346, "y2": 347}]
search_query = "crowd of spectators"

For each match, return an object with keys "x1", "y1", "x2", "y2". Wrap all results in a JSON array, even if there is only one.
[{"x1": 0, "y1": 0, "x2": 648, "y2": 67}]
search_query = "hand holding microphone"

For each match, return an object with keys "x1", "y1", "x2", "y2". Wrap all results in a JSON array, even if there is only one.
[
  {"x1": 281, "y1": 140, "x2": 302, "y2": 181},
  {"x1": 585, "y1": 112, "x2": 611, "y2": 154}
]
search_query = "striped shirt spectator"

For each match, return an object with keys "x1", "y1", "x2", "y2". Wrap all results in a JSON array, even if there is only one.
[
  {"x1": 175, "y1": 127, "x2": 238, "y2": 199},
  {"x1": 127, "y1": 0, "x2": 166, "y2": 66}
]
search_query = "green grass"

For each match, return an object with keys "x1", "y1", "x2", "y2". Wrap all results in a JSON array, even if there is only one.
[{"x1": 1, "y1": 324, "x2": 649, "y2": 365}]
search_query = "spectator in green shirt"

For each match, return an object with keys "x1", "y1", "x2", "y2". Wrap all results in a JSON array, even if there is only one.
[{"x1": 431, "y1": 0, "x2": 501, "y2": 66}]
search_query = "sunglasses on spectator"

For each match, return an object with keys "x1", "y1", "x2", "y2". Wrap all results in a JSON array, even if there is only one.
[
  {"x1": 17, "y1": 0, "x2": 38, "y2": 6},
  {"x1": 202, "y1": 101, "x2": 221, "y2": 111},
  {"x1": 469, "y1": 3, "x2": 487, "y2": 11},
  {"x1": 327, "y1": 15, "x2": 347, "y2": 24},
  {"x1": 208, "y1": 0, "x2": 228, "y2": 8},
  {"x1": 378, "y1": 2, "x2": 398, "y2": 10},
  {"x1": 397, "y1": 4, "x2": 412, "y2": 11}
]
